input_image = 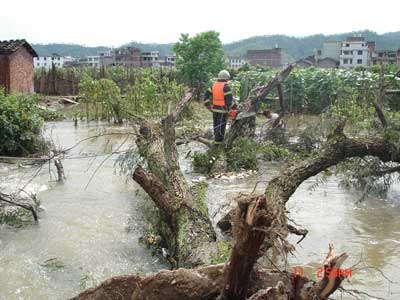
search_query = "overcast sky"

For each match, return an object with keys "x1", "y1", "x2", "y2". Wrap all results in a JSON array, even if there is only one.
[{"x1": 1, "y1": 0, "x2": 399, "y2": 46}]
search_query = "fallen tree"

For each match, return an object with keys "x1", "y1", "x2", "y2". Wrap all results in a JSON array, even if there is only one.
[
  {"x1": 131, "y1": 90, "x2": 216, "y2": 267},
  {"x1": 71, "y1": 71, "x2": 400, "y2": 300},
  {"x1": 218, "y1": 118, "x2": 400, "y2": 300},
  {"x1": 70, "y1": 220, "x2": 349, "y2": 300}
]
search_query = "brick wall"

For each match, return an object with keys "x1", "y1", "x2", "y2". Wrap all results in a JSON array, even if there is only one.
[
  {"x1": 398, "y1": 50, "x2": 400, "y2": 66},
  {"x1": 115, "y1": 48, "x2": 141, "y2": 67},
  {"x1": 9, "y1": 47, "x2": 35, "y2": 94},
  {"x1": 247, "y1": 48, "x2": 282, "y2": 68},
  {"x1": 0, "y1": 55, "x2": 10, "y2": 93}
]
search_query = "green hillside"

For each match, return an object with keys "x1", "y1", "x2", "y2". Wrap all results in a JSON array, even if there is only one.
[{"x1": 32, "y1": 43, "x2": 111, "y2": 58}]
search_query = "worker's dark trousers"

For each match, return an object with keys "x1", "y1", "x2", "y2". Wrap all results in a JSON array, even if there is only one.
[{"x1": 213, "y1": 112, "x2": 228, "y2": 144}]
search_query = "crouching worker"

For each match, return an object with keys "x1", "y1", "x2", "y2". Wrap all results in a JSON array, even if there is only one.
[
  {"x1": 262, "y1": 109, "x2": 283, "y2": 128},
  {"x1": 203, "y1": 70, "x2": 235, "y2": 145}
]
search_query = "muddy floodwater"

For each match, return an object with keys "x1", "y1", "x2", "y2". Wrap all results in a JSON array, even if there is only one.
[{"x1": 1, "y1": 121, "x2": 400, "y2": 300}]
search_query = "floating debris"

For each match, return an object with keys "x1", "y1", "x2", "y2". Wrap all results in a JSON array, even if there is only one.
[{"x1": 40, "y1": 257, "x2": 65, "y2": 270}]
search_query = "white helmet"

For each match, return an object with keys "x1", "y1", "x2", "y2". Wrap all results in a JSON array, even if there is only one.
[{"x1": 218, "y1": 70, "x2": 230, "y2": 80}]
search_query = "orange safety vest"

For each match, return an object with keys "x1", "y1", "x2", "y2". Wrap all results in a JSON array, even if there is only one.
[{"x1": 212, "y1": 82, "x2": 227, "y2": 107}]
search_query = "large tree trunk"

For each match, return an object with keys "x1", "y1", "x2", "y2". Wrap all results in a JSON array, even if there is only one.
[
  {"x1": 70, "y1": 245, "x2": 348, "y2": 300},
  {"x1": 132, "y1": 90, "x2": 216, "y2": 267}
]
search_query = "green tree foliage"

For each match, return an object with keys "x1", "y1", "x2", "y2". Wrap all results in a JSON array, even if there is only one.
[
  {"x1": 0, "y1": 90, "x2": 46, "y2": 156},
  {"x1": 173, "y1": 31, "x2": 225, "y2": 88},
  {"x1": 78, "y1": 71, "x2": 185, "y2": 122}
]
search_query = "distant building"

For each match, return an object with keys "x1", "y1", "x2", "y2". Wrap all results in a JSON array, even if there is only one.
[
  {"x1": 296, "y1": 55, "x2": 338, "y2": 69},
  {"x1": 0, "y1": 39, "x2": 38, "y2": 94},
  {"x1": 246, "y1": 48, "x2": 281, "y2": 68},
  {"x1": 366, "y1": 41, "x2": 377, "y2": 64},
  {"x1": 69, "y1": 48, "x2": 176, "y2": 69},
  {"x1": 371, "y1": 50, "x2": 400, "y2": 65},
  {"x1": 141, "y1": 51, "x2": 160, "y2": 67},
  {"x1": 315, "y1": 41, "x2": 341, "y2": 62},
  {"x1": 398, "y1": 49, "x2": 400, "y2": 65},
  {"x1": 339, "y1": 37, "x2": 369, "y2": 68},
  {"x1": 318, "y1": 57, "x2": 339, "y2": 68},
  {"x1": 115, "y1": 47, "x2": 141, "y2": 67},
  {"x1": 295, "y1": 56, "x2": 315, "y2": 68},
  {"x1": 34, "y1": 53, "x2": 75, "y2": 69},
  {"x1": 77, "y1": 55, "x2": 100, "y2": 68},
  {"x1": 229, "y1": 57, "x2": 246, "y2": 69},
  {"x1": 99, "y1": 50, "x2": 115, "y2": 67},
  {"x1": 164, "y1": 54, "x2": 176, "y2": 66}
]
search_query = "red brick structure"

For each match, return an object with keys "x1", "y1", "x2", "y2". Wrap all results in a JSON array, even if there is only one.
[
  {"x1": 0, "y1": 40, "x2": 38, "y2": 94},
  {"x1": 114, "y1": 47, "x2": 141, "y2": 67},
  {"x1": 246, "y1": 48, "x2": 282, "y2": 68},
  {"x1": 397, "y1": 50, "x2": 400, "y2": 66}
]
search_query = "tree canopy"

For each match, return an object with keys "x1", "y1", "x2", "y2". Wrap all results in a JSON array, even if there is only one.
[{"x1": 173, "y1": 31, "x2": 225, "y2": 88}]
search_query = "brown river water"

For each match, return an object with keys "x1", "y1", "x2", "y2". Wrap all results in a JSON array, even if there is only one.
[{"x1": 0, "y1": 121, "x2": 399, "y2": 300}]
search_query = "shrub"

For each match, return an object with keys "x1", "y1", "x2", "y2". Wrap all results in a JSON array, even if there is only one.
[
  {"x1": 228, "y1": 138, "x2": 258, "y2": 171},
  {"x1": 0, "y1": 90, "x2": 47, "y2": 156},
  {"x1": 259, "y1": 141, "x2": 290, "y2": 161},
  {"x1": 192, "y1": 151, "x2": 214, "y2": 173}
]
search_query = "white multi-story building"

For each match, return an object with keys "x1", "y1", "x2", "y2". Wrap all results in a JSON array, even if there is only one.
[
  {"x1": 34, "y1": 53, "x2": 74, "y2": 69},
  {"x1": 77, "y1": 55, "x2": 100, "y2": 68},
  {"x1": 339, "y1": 37, "x2": 369, "y2": 68},
  {"x1": 230, "y1": 57, "x2": 246, "y2": 69}
]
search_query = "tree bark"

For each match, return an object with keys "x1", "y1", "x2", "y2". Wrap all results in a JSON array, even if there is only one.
[
  {"x1": 223, "y1": 64, "x2": 294, "y2": 150},
  {"x1": 132, "y1": 89, "x2": 216, "y2": 267},
  {"x1": 220, "y1": 195, "x2": 269, "y2": 300},
  {"x1": 219, "y1": 120, "x2": 400, "y2": 299}
]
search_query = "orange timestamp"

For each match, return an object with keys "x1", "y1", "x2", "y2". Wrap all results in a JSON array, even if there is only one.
[{"x1": 292, "y1": 266, "x2": 353, "y2": 279}]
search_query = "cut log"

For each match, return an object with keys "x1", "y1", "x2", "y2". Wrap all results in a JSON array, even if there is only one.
[{"x1": 61, "y1": 97, "x2": 78, "y2": 105}]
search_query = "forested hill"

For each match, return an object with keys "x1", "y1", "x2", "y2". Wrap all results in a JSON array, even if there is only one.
[
  {"x1": 32, "y1": 44, "x2": 111, "y2": 58},
  {"x1": 224, "y1": 30, "x2": 400, "y2": 62},
  {"x1": 32, "y1": 30, "x2": 400, "y2": 61}
]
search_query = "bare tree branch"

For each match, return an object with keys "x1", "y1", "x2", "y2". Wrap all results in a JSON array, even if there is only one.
[{"x1": 0, "y1": 192, "x2": 38, "y2": 222}]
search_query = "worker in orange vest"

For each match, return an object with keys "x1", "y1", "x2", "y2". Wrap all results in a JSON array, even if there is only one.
[{"x1": 203, "y1": 70, "x2": 236, "y2": 145}]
